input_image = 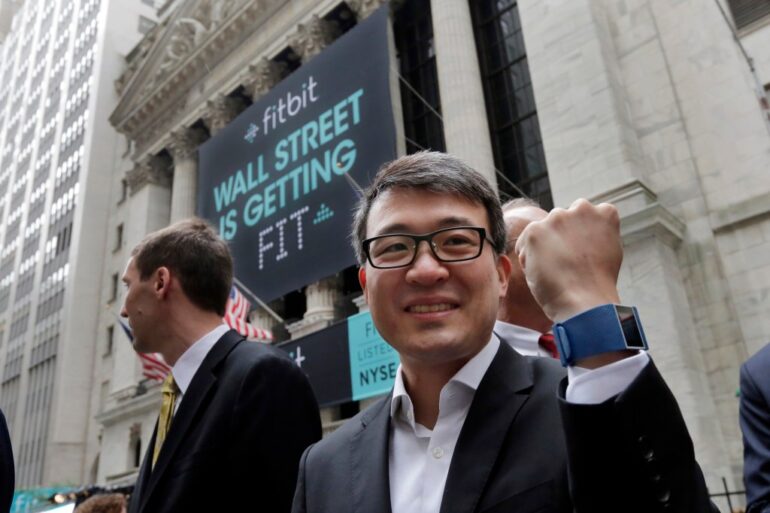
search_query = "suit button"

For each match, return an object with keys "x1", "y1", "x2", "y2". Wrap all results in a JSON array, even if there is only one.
[
  {"x1": 637, "y1": 435, "x2": 654, "y2": 460},
  {"x1": 656, "y1": 488, "x2": 671, "y2": 504}
]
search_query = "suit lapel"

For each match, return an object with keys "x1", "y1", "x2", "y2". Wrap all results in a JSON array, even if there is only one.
[
  {"x1": 439, "y1": 343, "x2": 534, "y2": 513},
  {"x1": 351, "y1": 396, "x2": 393, "y2": 513},
  {"x1": 138, "y1": 330, "x2": 244, "y2": 512}
]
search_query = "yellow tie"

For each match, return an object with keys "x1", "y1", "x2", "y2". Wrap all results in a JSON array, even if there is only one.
[{"x1": 152, "y1": 373, "x2": 179, "y2": 468}]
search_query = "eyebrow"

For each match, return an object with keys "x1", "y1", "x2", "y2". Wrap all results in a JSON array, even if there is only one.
[{"x1": 373, "y1": 216, "x2": 478, "y2": 237}]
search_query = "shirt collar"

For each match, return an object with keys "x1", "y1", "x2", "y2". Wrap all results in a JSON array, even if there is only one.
[
  {"x1": 493, "y1": 320, "x2": 543, "y2": 354},
  {"x1": 389, "y1": 335, "x2": 500, "y2": 425},
  {"x1": 172, "y1": 324, "x2": 230, "y2": 395}
]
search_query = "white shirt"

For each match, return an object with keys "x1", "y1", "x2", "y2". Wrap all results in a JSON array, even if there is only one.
[
  {"x1": 389, "y1": 336, "x2": 499, "y2": 513},
  {"x1": 387, "y1": 334, "x2": 650, "y2": 513},
  {"x1": 170, "y1": 323, "x2": 230, "y2": 412},
  {"x1": 493, "y1": 320, "x2": 551, "y2": 357}
]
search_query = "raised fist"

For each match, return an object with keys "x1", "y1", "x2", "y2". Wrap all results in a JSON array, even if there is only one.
[{"x1": 514, "y1": 199, "x2": 623, "y2": 323}]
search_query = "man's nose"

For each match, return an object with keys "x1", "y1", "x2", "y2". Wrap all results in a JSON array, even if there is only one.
[{"x1": 405, "y1": 241, "x2": 449, "y2": 284}]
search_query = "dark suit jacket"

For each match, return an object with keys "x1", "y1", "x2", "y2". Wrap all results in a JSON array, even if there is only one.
[
  {"x1": 741, "y1": 343, "x2": 770, "y2": 513},
  {"x1": 129, "y1": 329, "x2": 321, "y2": 513},
  {"x1": 293, "y1": 342, "x2": 715, "y2": 513},
  {"x1": 0, "y1": 408, "x2": 13, "y2": 513}
]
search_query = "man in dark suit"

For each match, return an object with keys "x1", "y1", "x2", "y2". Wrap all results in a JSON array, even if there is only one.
[
  {"x1": 292, "y1": 152, "x2": 715, "y2": 513},
  {"x1": 741, "y1": 342, "x2": 770, "y2": 513},
  {"x1": 122, "y1": 219, "x2": 321, "y2": 513},
  {"x1": 0, "y1": 407, "x2": 13, "y2": 513}
]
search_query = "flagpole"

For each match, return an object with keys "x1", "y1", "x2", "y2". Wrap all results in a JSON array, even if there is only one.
[{"x1": 233, "y1": 277, "x2": 285, "y2": 324}]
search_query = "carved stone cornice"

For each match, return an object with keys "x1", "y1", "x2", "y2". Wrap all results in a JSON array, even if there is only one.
[
  {"x1": 115, "y1": 27, "x2": 160, "y2": 96},
  {"x1": 142, "y1": 1, "x2": 242, "y2": 97},
  {"x1": 125, "y1": 155, "x2": 172, "y2": 195},
  {"x1": 347, "y1": 0, "x2": 389, "y2": 20},
  {"x1": 202, "y1": 95, "x2": 246, "y2": 135},
  {"x1": 111, "y1": 0, "x2": 285, "y2": 151},
  {"x1": 289, "y1": 15, "x2": 340, "y2": 63},
  {"x1": 167, "y1": 127, "x2": 208, "y2": 161},
  {"x1": 242, "y1": 58, "x2": 287, "y2": 101}
]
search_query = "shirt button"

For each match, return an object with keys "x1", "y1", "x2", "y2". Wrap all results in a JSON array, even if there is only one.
[{"x1": 432, "y1": 447, "x2": 444, "y2": 459}]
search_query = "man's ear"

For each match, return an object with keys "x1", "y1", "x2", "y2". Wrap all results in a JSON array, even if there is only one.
[
  {"x1": 155, "y1": 267, "x2": 171, "y2": 297},
  {"x1": 496, "y1": 254, "x2": 512, "y2": 299},
  {"x1": 358, "y1": 266, "x2": 368, "y2": 301}
]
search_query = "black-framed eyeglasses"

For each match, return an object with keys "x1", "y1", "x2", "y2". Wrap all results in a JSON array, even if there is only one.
[{"x1": 362, "y1": 226, "x2": 495, "y2": 269}]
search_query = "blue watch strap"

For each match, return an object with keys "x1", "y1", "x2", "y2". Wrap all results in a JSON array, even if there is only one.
[{"x1": 553, "y1": 304, "x2": 648, "y2": 367}]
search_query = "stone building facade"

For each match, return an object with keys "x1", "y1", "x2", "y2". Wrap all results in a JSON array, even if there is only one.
[{"x1": 92, "y1": 0, "x2": 770, "y2": 501}]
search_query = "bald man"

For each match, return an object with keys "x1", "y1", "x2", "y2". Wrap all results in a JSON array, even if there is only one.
[{"x1": 494, "y1": 198, "x2": 557, "y2": 358}]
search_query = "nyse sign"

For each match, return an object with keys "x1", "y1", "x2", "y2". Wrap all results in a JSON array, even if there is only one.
[{"x1": 198, "y1": 7, "x2": 395, "y2": 302}]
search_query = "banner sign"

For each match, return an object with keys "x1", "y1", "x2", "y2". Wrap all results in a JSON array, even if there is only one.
[
  {"x1": 279, "y1": 310, "x2": 399, "y2": 407},
  {"x1": 198, "y1": 7, "x2": 396, "y2": 302}
]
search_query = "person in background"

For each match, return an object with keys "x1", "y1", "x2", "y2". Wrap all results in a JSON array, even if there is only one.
[
  {"x1": 740, "y1": 342, "x2": 770, "y2": 513},
  {"x1": 122, "y1": 218, "x2": 321, "y2": 513},
  {"x1": 75, "y1": 494, "x2": 126, "y2": 513},
  {"x1": 0, "y1": 407, "x2": 13, "y2": 513},
  {"x1": 494, "y1": 198, "x2": 557, "y2": 358}
]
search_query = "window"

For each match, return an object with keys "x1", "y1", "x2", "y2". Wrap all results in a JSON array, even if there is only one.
[
  {"x1": 470, "y1": 0, "x2": 553, "y2": 208},
  {"x1": 105, "y1": 325, "x2": 113, "y2": 356},
  {"x1": 129, "y1": 423, "x2": 142, "y2": 468},
  {"x1": 393, "y1": 0, "x2": 445, "y2": 154},
  {"x1": 110, "y1": 272, "x2": 119, "y2": 303},
  {"x1": 114, "y1": 223, "x2": 123, "y2": 252},
  {"x1": 118, "y1": 178, "x2": 128, "y2": 204},
  {"x1": 728, "y1": 0, "x2": 770, "y2": 30}
]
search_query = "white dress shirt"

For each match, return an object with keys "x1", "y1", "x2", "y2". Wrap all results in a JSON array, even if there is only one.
[
  {"x1": 493, "y1": 320, "x2": 551, "y2": 357},
  {"x1": 387, "y1": 334, "x2": 651, "y2": 513},
  {"x1": 170, "y1": 323, "x2": 230, "y2": 413},
  {"x1": 389, "y1": 336, "x2": 499, "y2": 513}
]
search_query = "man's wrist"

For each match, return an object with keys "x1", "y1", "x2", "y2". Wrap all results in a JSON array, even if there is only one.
[
  {"x1": 553, "y1": 304, "x2": 649, "y2": 367},
  {"x1": 545, "y1": 290, "x2": 621, "y2": 323}
]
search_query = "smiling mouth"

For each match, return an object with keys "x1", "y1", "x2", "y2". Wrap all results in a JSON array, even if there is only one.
[{"x1": 406, "y1": 303, "x2": 458, "y2": 313}]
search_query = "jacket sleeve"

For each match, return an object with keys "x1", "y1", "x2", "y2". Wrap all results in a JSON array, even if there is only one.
[
  {"x1": 741, "y1": 361, "x2": 770, "y2": 513},
  {"x1": 0, "y1": 409, "x2": 13, "y2": 513},
  {"x1": 558, "y1": 358, "x2": 717, "y2": 513},
  {"x1": 291, "y1": 445, "x2": 313, "y2": 513}
]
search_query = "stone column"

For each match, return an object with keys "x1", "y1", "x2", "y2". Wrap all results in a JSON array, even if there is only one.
[
  {"x1": 289, "y1": 15, "x2": 340, "y2": 63},
  {"x1": 288, "y1": 276, "x2": 341, "y2": 339},
  {"x1": 430, "y1": 0, "x2": 496, "y2": 186},
  {"x1": 112, "y1": 156, "x2": 172, "y2": 400},
  {"x1": 202, "y1": 94, "x2": 246, "y2": 136},
  {"x1": 242, "y1": 58, "x2": 287, "y2": 102},
  {"x1": 167, "y1": 127, "x2": 207, "y2": 223}
]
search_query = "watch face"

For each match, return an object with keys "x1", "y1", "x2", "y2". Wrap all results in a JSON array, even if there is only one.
[{"x1": 615, "y1": 305, "x2": 647, "y2": 349}]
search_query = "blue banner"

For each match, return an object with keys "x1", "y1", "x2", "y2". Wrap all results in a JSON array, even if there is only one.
[{"x1": 198, "y1": 7, "x2": 396, "y2": 302}]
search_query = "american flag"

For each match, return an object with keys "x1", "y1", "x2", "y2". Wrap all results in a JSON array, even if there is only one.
[
  {"x1": 117, "y1": 317, "x2": 171, "y2": 383},
  {"x1": 224, "y1": 285, "x2": 273, "y2": 342}
]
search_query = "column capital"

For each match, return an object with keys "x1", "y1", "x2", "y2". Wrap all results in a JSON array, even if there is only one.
[
  {"x1": 348, "y1": 0, "x2": 390, "y2": 20},
  {"x1": 289, "y1": 15, "x2": 340, "y2": 63},
  {"x1": 202, "y1": 95, "x2": 247, "y2": 135},
  {"x1": 125, "y1": 155, "x2": 171, "y2": 195},
  {"x1": 167, "y1": 127, "x2": 208, "y2": 162},
  {"x1": 242, "y1": 58, "x2": 287, "y2": 102}
]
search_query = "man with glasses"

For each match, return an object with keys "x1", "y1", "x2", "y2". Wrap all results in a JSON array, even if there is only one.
[{"x1": 292, "y1": 152, "x2": 715, "y2": 513}]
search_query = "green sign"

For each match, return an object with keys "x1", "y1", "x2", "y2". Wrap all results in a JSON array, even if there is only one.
[{"x1": 347, "y1": 311, "x2": 400, "y2": 401}]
